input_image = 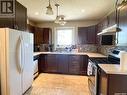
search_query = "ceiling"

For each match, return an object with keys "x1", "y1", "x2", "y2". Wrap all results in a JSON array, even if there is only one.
[{"x1": 17, "y1": 0, "x2": 117, "y2": 22}]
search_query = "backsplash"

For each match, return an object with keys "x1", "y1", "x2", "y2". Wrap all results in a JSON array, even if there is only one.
[
  {"x1": 115, "y1": 46, "x2": 127, "y2": 51},
  {"x1": 77, "y1": 44, "x2": 98, "y2": 52},
  {"x1": 97, "y1": 45, "x2": 127, "y2": 55}
]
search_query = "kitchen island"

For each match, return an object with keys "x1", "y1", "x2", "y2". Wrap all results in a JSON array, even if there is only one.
[
  {"x1": 34, "y1": 52, "x2": 106, "y2": 75},
  {"x1": 98, "y1": 64, "x2": 127, "y2": 95}
]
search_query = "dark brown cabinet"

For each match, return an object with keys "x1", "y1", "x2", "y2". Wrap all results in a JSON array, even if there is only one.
[
  {"x1": 46, "y1": 54, "x2": 58, "y2": 73},
  {"x1": 108, "y1": 11, "x2": 116, "y2": 27},
  {"x1": 98, "y1": 68, "x2": 127, "y2": 95},
  {"x1": 69, "y1": 55, "x2": 81, "y2": 74},
  {"x1": 15, "y1": 1, "x2": 27, "y2": 31},
  {"x1": 39, "y1": 54, "x2": 88, "y2": 75},
  {"x1": 27, "y1": 24, "x2": 35, "y2": 33},
  {"x1": 78, "y1": 26, "x2": 97, "y2": 44},
  {"x1": 34, "y1": 27, "x2": 44, "y2": 45},
  {"x1": 0, "y1": 1, "x2": 27, "y2": 31},
  {"x1": 57, "y1": 55, "x2": 69, "y2": 74},
  {"x1": 32, "y1": 27, "x2": 52, "y2": 45}
]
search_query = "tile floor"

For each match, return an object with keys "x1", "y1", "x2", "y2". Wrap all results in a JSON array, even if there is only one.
[{"x1": 25, "y1": 73, "x2": 90, "y2": 95}]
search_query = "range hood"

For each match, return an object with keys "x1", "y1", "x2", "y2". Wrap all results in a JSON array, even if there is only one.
[{"x1": 97, "y1": 24, "x2": 121, "y2": 35}]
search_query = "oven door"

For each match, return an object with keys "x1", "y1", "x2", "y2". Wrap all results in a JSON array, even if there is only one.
[{"x1": 87, "y1": 60, "x2": 98, "y2": 95}]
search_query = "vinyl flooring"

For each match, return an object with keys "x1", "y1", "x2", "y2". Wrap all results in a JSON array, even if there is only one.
[{"x1": 25, "y1": 73, "x2": 90, "y2": 95}]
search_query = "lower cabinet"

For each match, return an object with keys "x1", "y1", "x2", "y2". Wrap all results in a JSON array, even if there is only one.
[
  {"x1": 57, "y1": 55, "x2": 69, "y2": 74},
  {"x1": 98, "y1": 68, "x2": 127, "y2": 95},
  {"x1": 46, "y1": 54, "x2": 57, "y2": 73},
  {"x1": 38, "y1": 54, "x2": 88, "y2": 75}
]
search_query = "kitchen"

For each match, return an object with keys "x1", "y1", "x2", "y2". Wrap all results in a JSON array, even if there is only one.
[{"x1": 0, "y1": 0, "x2": 127, "y2": 95}]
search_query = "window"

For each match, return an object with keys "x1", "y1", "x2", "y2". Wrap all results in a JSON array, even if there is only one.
[{"x1": 55, "y1": 27, "x2": 76, "y2": 48}]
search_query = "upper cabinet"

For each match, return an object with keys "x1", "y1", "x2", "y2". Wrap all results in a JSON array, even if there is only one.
[
  {"x1": 108, "y1": 11, "x2": 116, "y2": 27},
  {"x1": 78, "y1": 25, "x2": 97, "y2": 44},
  {"x1": 0, "y1": 1, "x2": 27, "y2": 31},
  {"x1": 27, "y1": 25, "x2": 52, "y2": 45},
  {"x1": 117, "y1": 5, "x2": 127, "y2": 46}
]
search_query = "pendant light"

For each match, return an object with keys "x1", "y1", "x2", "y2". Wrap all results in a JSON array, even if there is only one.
[
  {"x1": 59, "y1": 15, "x2": 67, "y2": 26},
  {"x1": 54, "y1": 4, "x2": 60, "y2": 23},
  {"x1": 46, "y1": 0, "x2": 53, "y2": 15}
]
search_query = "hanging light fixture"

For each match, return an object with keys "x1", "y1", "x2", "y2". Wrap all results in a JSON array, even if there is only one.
[
  {"x1": 54, "y1": 4, "x2": 61, "y2": 23},
  {"x1": 59, "y1": 15, "x2": 67, "y2": 26},
  {"x1": 46, "y1": 0, "x2": 53, "y2": 15},
  {"x1": 54, "y1": 4, "x2": 67, "y2": 25}
]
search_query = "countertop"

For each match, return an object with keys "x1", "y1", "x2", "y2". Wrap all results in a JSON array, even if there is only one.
[
  {"x1": 34, "y1": 52, "x2": 106, "y2": 58},
  {"x1": 98, "y1": 64, "x2": 127, "y2": 75}
]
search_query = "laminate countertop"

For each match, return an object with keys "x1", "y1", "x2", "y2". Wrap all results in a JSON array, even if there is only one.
[
  {"x1": 34, "y1": 52, "x2": 106, "y2": 58},
  {"x1": 98, "y1": 64, "x2": 127, "y2": 75}
]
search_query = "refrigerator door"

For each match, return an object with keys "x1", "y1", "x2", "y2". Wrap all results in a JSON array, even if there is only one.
[
  {"x1": 8, "y1": 29, "x2": 23, "y2": 95},
  {"x1": 5, "y1": 28, "x2": 22, "y2": 95},
  {"x1": 21, "y1": 32, "x2": 34, "y2": 94}
]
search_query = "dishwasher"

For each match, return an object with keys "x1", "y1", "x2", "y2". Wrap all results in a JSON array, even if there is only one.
[{"x1": 33, "y1": 55, "x2": 39, "y2": 79}]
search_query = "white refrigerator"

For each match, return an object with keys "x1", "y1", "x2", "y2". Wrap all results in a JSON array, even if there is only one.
[{"x1": 0, "y1": 28, "x2": 34, "y2": 95}]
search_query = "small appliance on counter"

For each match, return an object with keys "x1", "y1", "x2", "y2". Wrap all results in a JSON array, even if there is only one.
[{"x1": 87, "y1": 49, "x2": 121, "y2": 95}]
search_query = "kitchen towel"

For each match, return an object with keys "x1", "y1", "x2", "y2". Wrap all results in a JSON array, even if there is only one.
[{"x1": 120, "y1": 51, "x2": 127, "y2": 71}]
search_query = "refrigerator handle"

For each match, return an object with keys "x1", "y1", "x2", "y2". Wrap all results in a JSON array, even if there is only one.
[{"x1": 16, "y1": 36, "x2": 23, "y2": 73}]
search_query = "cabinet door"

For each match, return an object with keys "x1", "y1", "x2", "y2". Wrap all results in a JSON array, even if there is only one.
[
  {"x1": 108, "y1": 11, "x2": 116, "y2": 27},
  {"x1": 27, "y1": 24, "x2": 35, "y2": 33},
  {"x1": 69, "y1": 55, "x2": 81, "y2": 74},
  {"x1": 34, "y1": 27, "x2": 43, "y2": 45},
  {"x1": 87, "y1": 26, "x2": 96, "y2": 44},
  {"x1": 80, "y1": 55, "x2": 88, "y2": 75},
  {"x1": 46, "y1": 54, "x2": 58, "y2": 73},
  {"x1": 78, "y1": 27, "x2": 88, "y2": 44},
  {"x1": 38, "y1": 55, "x2": 46, "y2": 73},
  {"x1": 57, "y1": 55, "x2": 69, "y2": 74},
  {"x1": 78, "y1": 26, "x2": 97, "y2": 44},
  {"x1": 98, "y1": 69, "x2": 108, "y2": 95},
  {"x1": 15, "y1": 1, "x2": 27, "y2": 31},
  {"x1": 0, "y1": 18, "x2": 14, "y2": 28},
  {"x1": 43, "y1": 28, "x2": 52, "y2": 44}
]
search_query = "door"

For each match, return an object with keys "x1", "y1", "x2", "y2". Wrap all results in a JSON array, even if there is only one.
[
  {"x1": 8, "y1": 28, "x2": 22, "y2": 95},
  {"x1": 21, "y1": 32, "x2": 34, "y2": 93}
]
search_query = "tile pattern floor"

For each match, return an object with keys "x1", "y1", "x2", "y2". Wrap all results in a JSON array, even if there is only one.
[{"x1": 25, "y1": 73, "x2": 90, "y2": 95}]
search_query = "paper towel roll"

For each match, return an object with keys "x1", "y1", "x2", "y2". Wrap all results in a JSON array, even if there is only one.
[{"x1": 120, "y1": 51, "x2": 127, "y2": 71}]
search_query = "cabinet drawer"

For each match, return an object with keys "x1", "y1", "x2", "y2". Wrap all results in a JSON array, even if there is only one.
[{"x1": 70, "y1": 55, "x2": 81, "y2": 61}]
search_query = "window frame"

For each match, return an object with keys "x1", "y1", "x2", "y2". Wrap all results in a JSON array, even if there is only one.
[{"x1": 54, "y1": 27, "x2": 76, "y2": 49}]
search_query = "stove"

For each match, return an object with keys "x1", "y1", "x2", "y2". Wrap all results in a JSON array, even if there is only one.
[
  {"x1": 90, "y1": 50, "x2": 120, "y2": 65},
  {"x1": 87, "y1": 50, "x2": 121, "y2": 95}
]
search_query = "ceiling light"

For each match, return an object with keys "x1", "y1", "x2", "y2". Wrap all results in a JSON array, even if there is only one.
[
  {"x1": 35, "y1": 12, "x2": 39, "y2": 15},
  {"x1": 81, "y1": 9, "x2": 85, "y2": 13},
  {"x1": 46, "y1": 0, "x2": 53, "y2": 15},
  {"x1": 59, "y1": 15, "x2": 67, "y2": 26}
]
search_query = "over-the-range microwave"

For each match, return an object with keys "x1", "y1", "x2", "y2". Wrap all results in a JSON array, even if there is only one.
[{"x1": 101, "y1": 35, "x2": 113, "y2": 45}]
